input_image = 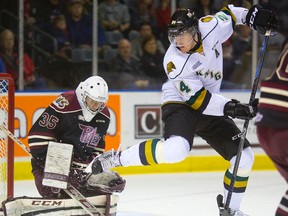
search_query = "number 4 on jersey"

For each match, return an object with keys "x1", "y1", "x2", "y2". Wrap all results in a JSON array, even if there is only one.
[{"x1": 180, "y1": 81, "x2": 191, "y2": 93}]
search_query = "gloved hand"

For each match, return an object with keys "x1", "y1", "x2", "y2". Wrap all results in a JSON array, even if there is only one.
[
  {"x1": 246, "y1": 4, "x2": 278, "y2": 35},
  {"x1": 224, "y1": 99, "x2": 258, "y2": 120},
  {"x1": 86, "y1": 171, "x2": 126, "y2": 194}
]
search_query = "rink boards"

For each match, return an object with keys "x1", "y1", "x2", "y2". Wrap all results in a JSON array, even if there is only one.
[{"x1": 13, "y1": 91, "x2": 276, "y2": 180}]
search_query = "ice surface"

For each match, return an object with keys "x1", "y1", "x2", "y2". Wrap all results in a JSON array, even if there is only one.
[{"x1": 14, "y1": 171, "x2": 285, "y2": 216}]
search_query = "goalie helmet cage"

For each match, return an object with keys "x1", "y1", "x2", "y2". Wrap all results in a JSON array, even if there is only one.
[{"x1": 0, "y1": 73, "x2": 15, "y2": 203}]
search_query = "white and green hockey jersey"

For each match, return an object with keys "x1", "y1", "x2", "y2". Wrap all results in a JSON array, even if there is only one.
[{"x1": 162, "y1": 5, "x2": 249, "y2": 116}]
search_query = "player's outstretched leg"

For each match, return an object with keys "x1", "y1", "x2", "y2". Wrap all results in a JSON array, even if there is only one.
[{"x1": 92, "y1": 150, "x2": 122, "y2": 174}]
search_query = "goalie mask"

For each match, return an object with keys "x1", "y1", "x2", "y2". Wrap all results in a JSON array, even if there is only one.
[
  {"x1": 168, "y1": 9, "x2": 201, "y2": 52},
  {"x1": 76, "y1": 76, "x2": 108, "y2": 122}
]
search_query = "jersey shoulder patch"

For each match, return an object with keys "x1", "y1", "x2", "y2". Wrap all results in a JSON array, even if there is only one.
[
  {"x1": 51, "y1": 91, "x2": 81, "y2": 112},
  {"x1": 200, "y1": 15, "x2": 214, "y2": 23},
  {"x1": 167, "y1": 61, "x2": 176, "y2": 74}
]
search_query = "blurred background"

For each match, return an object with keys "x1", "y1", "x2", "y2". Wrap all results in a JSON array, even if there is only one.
[{"x1": 0, "y1": 0, "x2": 287, "y2": 91}]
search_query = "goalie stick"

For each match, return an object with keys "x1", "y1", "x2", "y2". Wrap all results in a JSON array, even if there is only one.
[
  {"x1": 217, "y1": 30, "x2": 271, "y2": 215},
  {"x1": 0, "y1": 123, "x2": 104, "y2": 216}
]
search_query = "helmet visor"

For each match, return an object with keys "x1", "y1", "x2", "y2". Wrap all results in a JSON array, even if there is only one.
[{"x1": 168, "y1": 27, "x2": 198, "y2": 47}]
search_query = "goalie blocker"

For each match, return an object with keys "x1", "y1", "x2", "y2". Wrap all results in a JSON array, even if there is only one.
[
  {"x1": 42, "y1": 142, "x2": 73, "y2": 189},
  {"x1": 0, "y1": 194, "x2": 119, "y2": 216}
]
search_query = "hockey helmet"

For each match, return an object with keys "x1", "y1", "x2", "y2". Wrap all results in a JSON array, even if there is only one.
[
  {"x1": 76, "y1": 76, "x2": 108, "y2": 122},
  {"x1": 168, "y1": 9, "x2": 200, "y2": 48}
]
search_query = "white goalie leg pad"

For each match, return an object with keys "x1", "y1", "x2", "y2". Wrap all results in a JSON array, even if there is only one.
[
  {"x1": 156, "y1": 136, "x2": 190, "y2": 163},
  {"x1": 0, "y1": 195, "x2": 119, "y2": 216},
  {"x1": 42, "y1": 141, "x2": 73, "y2": 189},
  {"x1": 224, "y1": 146, "x2": 254, "y2": 210}
]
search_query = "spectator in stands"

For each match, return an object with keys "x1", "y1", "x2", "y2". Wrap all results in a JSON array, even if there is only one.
[
  {"x1": 131, "y1": 22, "x2": 165, "y2": 59},
  {"x1": 51, "y1": 7, "x2": 107, "y2": 59},
  {"x1": 221, "y1": 25, "x2": 252, "y2": 90},
  {"x1": 108, "y1": 39, "x2": 149, "y2": 89},
  {"x1": 0, "y1": 29, "x2": 44, "y2": 89},
  {"x1": 193, "y1": 0, "x2": 217, "y2": 18},
  {"x1": 23, "y1": 0, "x2": 38, "y2": 41},
  {"x1": 0, "y1": 57, "x2": 6, "y2": 72},
  {"x1": 221, "y1": 38, "x2": 237, "y2": 89},
  {"x1": 129, "y1": 0, "x2": 157, "y2": 35},
  {"x1": 140, "y1": 35, "x2": 166, "y2": 89},
  {"x1": 66, "y1": 0, "x2": 93, "y2": 48},
  {"x1": 24, "y1": 0, "x2": 36, "y2": 26},
  {"x1": 98, "y1": 0, "x2": 130, "y2": 38},
  {"x1": 97, "y1": 21, "x2": 110, "y2": 60},
  {"x1": 223, "y1": 25, "x2": 252, "y2": 88},
  {"x1": 46, "y1": 15, "x2": 71, "y2": 59},
  {"x1": 155, "y1": 0, "x2": 171, "y2": 49},
  {"x1": 29, "y1": 0, "x2": 68, "y2": 28},
  {"x1": 232, "y1": 25, "x2": 252, "y2": 67}
]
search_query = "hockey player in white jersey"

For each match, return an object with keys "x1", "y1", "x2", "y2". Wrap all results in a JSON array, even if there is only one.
[{"x1": 92, "y1": 4, "x2": 278, "y2": 216}]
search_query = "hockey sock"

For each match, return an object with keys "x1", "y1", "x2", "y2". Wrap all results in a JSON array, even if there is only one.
[
  {"x1": 120, "y1": 139, "x2": 163, "y2": 166},
  {"x1": 223, "y1": 169, "x2": 249, "y2": 210},
  {"x1": 120, "y1": 137, "x2": 190, "y2": 166},
  {"x1": 138, "y1": 139, "x2": 161, "y2": 165}
]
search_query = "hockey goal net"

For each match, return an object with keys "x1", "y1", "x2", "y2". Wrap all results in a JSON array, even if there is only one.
[{"x1": 0, "y1": 73, "x2": 14, "y2": 203}]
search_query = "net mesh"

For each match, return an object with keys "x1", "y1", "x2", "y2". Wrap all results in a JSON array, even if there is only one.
[{"x1": 0, "y1": 79, "x2": 10, "y2": 203}]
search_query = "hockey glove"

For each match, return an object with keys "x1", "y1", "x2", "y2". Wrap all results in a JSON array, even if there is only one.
[
  {"x1": 246, "y1": 4, "x2": 278, "y2": 35},
  {"x1": 224, "y1": 99, "x2": 258, "y2": 120},
  {"x1": 86, "y1": 171, "x2": 126, "y2": 194}
]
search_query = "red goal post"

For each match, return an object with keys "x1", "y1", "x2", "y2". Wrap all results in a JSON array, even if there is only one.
[{"x1": 0, "y1": 73, "x2": 15, "y2": 203}]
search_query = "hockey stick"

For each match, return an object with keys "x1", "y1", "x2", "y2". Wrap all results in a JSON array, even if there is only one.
[
  {"x1": 220, "y1": 30, "x2": 271, "y2": 214},
  {"x1": 0, "y1": 124, "x2": 104, "y2": 216}
]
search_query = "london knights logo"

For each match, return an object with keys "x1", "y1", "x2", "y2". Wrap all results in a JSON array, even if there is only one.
[{"x1": 167, "y1": 61, "x2": 176, "y2": 74}]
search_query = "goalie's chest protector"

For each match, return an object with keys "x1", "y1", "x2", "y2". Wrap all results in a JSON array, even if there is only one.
[
  {"x1": 50, "y1": 91, "x2": 110, "y2": 159},
  {"x1": 163, "y1": 15, "x2": 227, "y2": 98}
]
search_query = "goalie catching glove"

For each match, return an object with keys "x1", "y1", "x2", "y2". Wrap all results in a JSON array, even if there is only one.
[
  {"x1": 246, "y1": 4, "x2": 278, "y2": 35},
  {"x1": 224, "y1": 99, "x2": 258, "y2": 120},
  {"x1": 85, "y1": 170, "x2": 126, "y2": 194}
]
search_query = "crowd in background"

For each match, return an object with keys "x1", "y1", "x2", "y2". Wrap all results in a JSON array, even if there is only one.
[{"x1": 0, "y1": 0, "x2": 287, "y2": 90}]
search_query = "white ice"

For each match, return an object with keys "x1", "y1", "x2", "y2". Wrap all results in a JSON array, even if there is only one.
[{"x1": 15, "y1": 171, "x2": 286, "y2": 216}]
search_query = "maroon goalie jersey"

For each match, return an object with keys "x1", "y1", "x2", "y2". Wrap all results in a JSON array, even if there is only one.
[{"x1": 28, "y1": 90, "x2": 110, "y2": 172}]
